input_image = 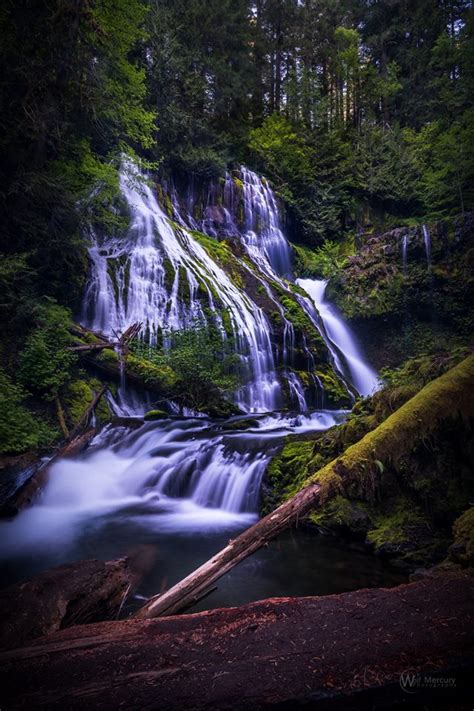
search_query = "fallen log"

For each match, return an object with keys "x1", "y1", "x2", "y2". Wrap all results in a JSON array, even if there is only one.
[
  {"x1": 1, "y1": 572, "x2": 473, "y2": 709},
  {"x1": 69, "y1": 385, "x2": 108, "y2": 440},
  {"x1": 0, "y1": 546, "x2": 158, "y2": 651},
  {"x1": 0, "y1": 558, "x2": 133, "y2": 650},
  {"x1": 67, "y1": 322, "x2": 142, "y2": 354},
  {"x1": 135, "y1": 354, "x2": 474, "y2": 619}
]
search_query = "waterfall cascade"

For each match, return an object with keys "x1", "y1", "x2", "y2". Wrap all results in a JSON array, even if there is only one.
[
  {"x1": 82, "y1": 161, "x2": 375, "y2": 416},
  {"x1": 0, "y1": 161, "x2": 379, "y2": 590},
  {"x1": 296, "y1": 279, "x2": 379, "y2": 398}
]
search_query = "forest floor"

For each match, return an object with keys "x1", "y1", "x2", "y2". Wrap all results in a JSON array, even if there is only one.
[{"x1": 1, "y1": 571, "x2": 472, "y2": 709}]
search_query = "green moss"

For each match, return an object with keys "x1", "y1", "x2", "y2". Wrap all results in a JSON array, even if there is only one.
[
  {"x1": 263, "y1": 439, "x2": 314, "y2": 514},
  {"x1": 177, "y1": 265, "x2": 191, "y2": 304},
  {"x1": 367, "y1": 502, "x2": 431, "y2": 552},
  {"x1": 144, "y1": 409, "x2": 168, "y2": 421},
  {"x1": 315, "y1": 366, "x2": 350, "y2": 405},
  {"x1": 162, "y1": 258, "x2": 176, "y2": 292},
  {"x1": 263, "y1": 355, "x2": 474, "y2": 568},
  {"x1": 309, "y1": 495, "x2": 371, "y2": 534},
  {"x1": 451, "y1": 508, "x2": 474, "y2": 566},
  {"x1": 126, "y1": 353, "x2": 177, "y2": 390},
  {"x1": 65, "y1": 377, "x2": 112, "y2": 426},
  {"x1": 97, "y1": 348, "x2": 119, "y2": 364},
  {"x1": 65, "y1": 380, "x2": 95, "y2": 426},
  {"x1": 220, "y1": 308, "x2": 233, "y2": 338}
]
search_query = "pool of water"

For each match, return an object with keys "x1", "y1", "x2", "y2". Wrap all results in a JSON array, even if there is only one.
[{"x1": 0, "y1": 414, "x2": 405, "y2": 610}]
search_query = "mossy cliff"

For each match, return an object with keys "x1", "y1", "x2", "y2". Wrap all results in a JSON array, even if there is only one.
[
  {"x1": 325, "y1": 212, "x2": 474, "y2": 369},
  {"x1": 262, "y1": 354, "x2": 474, "y2": 570}
]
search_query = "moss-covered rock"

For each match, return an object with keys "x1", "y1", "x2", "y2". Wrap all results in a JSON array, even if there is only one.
[
  {"x1": 126, "y1": 354, "x2": 177, "y2": 391},
  {"x1": 65, "y1": 378, "x2": 112, "y2": 427},
  {"x1": 144, "y1": 409, "x2": 168, "y2": 421}
]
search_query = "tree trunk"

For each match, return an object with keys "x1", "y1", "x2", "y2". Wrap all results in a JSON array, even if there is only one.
[{"x1": 55, "y1": 395, "x2": 69, "y2": 439}]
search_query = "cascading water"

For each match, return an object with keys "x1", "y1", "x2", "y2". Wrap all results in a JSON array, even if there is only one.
[
  {"x1": 402, "y1": 234, "x2": 408, "y2": 275},
  {"x1": 0, "y1": 160, "x2": 386, "y2": 609},
  {"x1": 239, "y1": 167, "x2": 293, "y2": 278},
  {"x1": 82, "y1": 161, "x2": 281, "y2": 414},
  {"x1": 422, "y1": 224, "x2": 432, "y2": 269},
  {"x1": 296, "y1": 279, "x2": 379, "y2": 398}
]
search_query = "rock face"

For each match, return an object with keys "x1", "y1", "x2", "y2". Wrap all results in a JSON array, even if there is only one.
[
  {"x1": 0, "y1": 572, "x2": 472, "y2": 709},
  {"x1": 0, "y1": 558, "x2": 134, "y2": 650}
]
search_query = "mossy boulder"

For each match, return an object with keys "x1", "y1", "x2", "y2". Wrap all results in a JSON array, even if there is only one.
[
  {"x1": 125, "y1": 354, "x2": 177, "y2": 391},
  {"x1": 144, "y1": 409, "x2": 168, "y2": 421}
]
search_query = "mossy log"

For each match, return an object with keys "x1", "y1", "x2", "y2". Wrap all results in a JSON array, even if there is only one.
[{"x1": 136, "y1": 355, "x2": 474, "y2": 619}]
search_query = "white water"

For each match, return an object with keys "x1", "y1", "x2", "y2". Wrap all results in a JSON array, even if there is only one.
[
  {"x1": 240, "y1": 167, "x2": 293, "y2": 278},
  {"x1": 422, "y1": 224, "x2": 432, "y2": 269},
  {"x1": 0, "y1": 411, "x2": 347, "y2": 560},
  {"x1": 402, "y1": 234, "x2": 408, "y2": 274},
  {"x1": 0, "y1": 163, "x2": 380, "y2": 587},
  {"x1": 296, "y1": 279, "x2": 379, "y2": 398},
  {"x1": 83, "y1": 161, "x2": 281, "y2": 414}
]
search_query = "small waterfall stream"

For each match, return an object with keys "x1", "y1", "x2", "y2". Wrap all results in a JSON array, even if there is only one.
[
  {"x1": 0, "y1": 162, "x2": 388, "y2": 608},
  {"x1": 297, "y1": 279, "x2": 379, "y2": 398}
]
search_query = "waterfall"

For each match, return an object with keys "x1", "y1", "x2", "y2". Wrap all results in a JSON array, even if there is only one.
[
  {"x1": 82, "y1": 161, "x2": 281, "y2": 414},
  {"x1": 296, "y1": 279, "x2": 379, "y2": 398},
  {"x1": 0, "y1": 161, "x2": 379, "y2": 588},
  {"x1": 239, "y1": 167, "x2": 293, "y2": 278},
  {"x1": 402, "y1": 234, "x2": 408, "y2": 275},
  {"x1": 422, "y1": 224, "x2": 432, "y2": 269}
]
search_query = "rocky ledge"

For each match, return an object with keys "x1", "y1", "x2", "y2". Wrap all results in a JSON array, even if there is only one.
[{"x1": 1, "y1": 571, "x2": 472, "y2": 709}]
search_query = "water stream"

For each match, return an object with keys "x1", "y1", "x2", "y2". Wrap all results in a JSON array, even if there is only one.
[{"x1": 0, "y1": 163, "x2": 396, "y2": 607}]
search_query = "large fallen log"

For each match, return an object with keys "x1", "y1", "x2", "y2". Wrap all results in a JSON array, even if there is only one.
[
  {"x1": 136, "y1": 354, "x2": 474, "y2": 619},
  {"x1": 1, "y1": 572, "x2": 473, "y2": 709},
  {"x1": 0, "y1": 558, "x2": 133, "y2": 650}
]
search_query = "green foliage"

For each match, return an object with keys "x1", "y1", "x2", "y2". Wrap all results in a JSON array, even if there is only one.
[
  {"x1": 306, "y1": 241, "x2": 348, "y2": 280},
  {"x1": 0, "y1": 368, "x2": 57, "y2": 455},
  {"x1": 164, "y1": 326, "x2": 239, "y2": 413},
  {"x1": 249, "y1": 115, "x2": 313, "y2": 187},
  {"x1": 351, "y1": 126, "x2": 420, "y2": 212},
  {"x1": 406, "y1": 110, "x2": 474, "y2": 216},
  {"x1": 131, "y1": 324, "x2": 239, "y2": 414},
  {"x1": 0, "y1": 0, "x2": 155, "y2": 318},
  {"x1": 18, "y1": 302, "x2": 76, "y2": 401}
]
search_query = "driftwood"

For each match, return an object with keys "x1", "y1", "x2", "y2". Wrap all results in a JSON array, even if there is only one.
[
  {"x1": 135, "y1": 355, "x2": 474, "y2": 619},
  {"x1": 1, "y1": 572, "x2": 473, "y2": 709},
  {"x1": 67, "y1": 322, "x2": 142, "y2": 354}
]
